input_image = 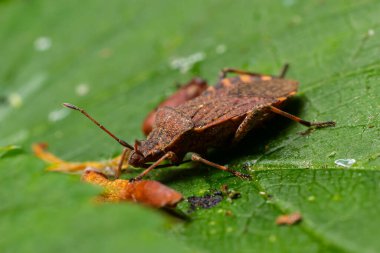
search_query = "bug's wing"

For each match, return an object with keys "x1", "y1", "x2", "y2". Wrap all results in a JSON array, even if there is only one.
[
  {"x1": 176, "y1": 79, "x2": 298, "y2": 129},
  {"x1": 177, "y1": 95, "x2": 274, "y2": 128}
]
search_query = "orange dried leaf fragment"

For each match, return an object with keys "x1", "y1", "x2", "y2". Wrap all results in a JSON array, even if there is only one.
[
  {"x1": 32, "y1": 143, "x2": 183, "y2": 208},
  {"x1": 32, "y1": 143, "x2": 129, "y2": 175},
  {"x1": 276, "y1": 212, "x2": 302, "y2": 226},
  {"x1": 83, "y1": 171, "x2": 183, "y2": 208}
]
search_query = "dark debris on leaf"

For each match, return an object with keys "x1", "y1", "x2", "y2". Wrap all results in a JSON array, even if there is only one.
[
  {"x1": 187, "y1": 192, "x2": 223, "y2": 213},
  {"x1": 187, "y1": 185, "x2": 241, "y2": 213}
]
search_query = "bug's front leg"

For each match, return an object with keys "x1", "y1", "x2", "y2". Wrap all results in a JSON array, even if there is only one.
[
  {"x1": 114, "y1": 147, "x2": 131, "y2": 178},
  {"x1": 191, "y1": 153, "x2": 251, "y2": 180},
  {"x1": 131, "y1": 152, "x2": 177, "y2": 181}
]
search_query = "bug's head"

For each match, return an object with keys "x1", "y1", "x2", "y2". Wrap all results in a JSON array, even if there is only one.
[
  {"x1": 128, "y1": 140, "x2": 164, "y2": 166},
  {"x1": 129, "y1": 150, "x2": 145, "y2": 166},
  {"x1": 128, "y1": 140, "x2": 146, "y2": 166}
]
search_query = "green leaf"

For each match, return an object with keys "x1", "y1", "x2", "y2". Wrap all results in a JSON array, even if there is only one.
[
  {"x1": 0, "y1": 156, "x2": 192, "y2": 253},
  {"x1": 1, "y1": 0, "x2": 379, "y2": 253}
]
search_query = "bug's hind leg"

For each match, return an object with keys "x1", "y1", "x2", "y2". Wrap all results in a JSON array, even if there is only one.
[
  {"x1": 191, "y1": 153, "x2": 251, "y2": 180},
  {"x1": 269, "y1": 106, "x2": 336, "y2": 128},
  {"x1": 219, "y1": 63, "x2": 290, "y2": 80}
]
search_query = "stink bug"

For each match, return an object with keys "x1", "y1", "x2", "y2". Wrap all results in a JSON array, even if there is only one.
[{"x1": 63, "y1": 64, "x2": 335, "y2": 180}]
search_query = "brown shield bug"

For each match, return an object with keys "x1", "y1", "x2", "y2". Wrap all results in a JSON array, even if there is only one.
[{"x1": 63, "y1": 64, "x2": 335, "y2": 180}]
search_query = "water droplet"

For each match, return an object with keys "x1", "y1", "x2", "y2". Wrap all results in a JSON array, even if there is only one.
[
  {"x1": 368, "y1": 29, "x2": 375, "y2": 37},
  {"x1": 34, "y1": 36, "x2": 52, "y2": 51},
  {"x1": 334, "y1": 159, "x2": 356, "y2": 168}
]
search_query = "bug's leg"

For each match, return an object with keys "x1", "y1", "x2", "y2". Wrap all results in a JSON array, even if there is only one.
[
  {"x1": 114, "y1": 148, "x2": 131, "y2": 179},
  {"x1": 219, "y1": 68, "x2": 273, "y2": 80},
  {"x1": 269, "y1": 106, "x2": 336, "y2": 128},
  {"x1": 232, "y1": 111, "x2": 263, "y2": 145},
  {"x1": 278, "y1": 63, "x2": 290, "y2": 78},
  {"x1": 191, "y1": 153, "x2": 251, "y2": 180},
  {"x1": 131, "y1": 152, "x2": 176, "y2": 181}
]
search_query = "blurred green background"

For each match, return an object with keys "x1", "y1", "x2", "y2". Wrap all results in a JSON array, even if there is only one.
[{"x1": 1, "y1": 0, "x2": 380, "y2": 252}]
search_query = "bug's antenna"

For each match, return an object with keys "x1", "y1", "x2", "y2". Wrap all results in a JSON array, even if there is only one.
[{"x1": 63, "y1": 103, "x2": 134, "y2": 150}]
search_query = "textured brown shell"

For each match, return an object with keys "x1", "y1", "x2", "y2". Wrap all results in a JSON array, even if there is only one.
[{"x1": 142, "y1": 78, "x2": 208, "y2": 136}]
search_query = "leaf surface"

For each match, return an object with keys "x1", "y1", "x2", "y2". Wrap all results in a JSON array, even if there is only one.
[{"x1": 1, "y1": 0, "x2": 379, "y2": 252}]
